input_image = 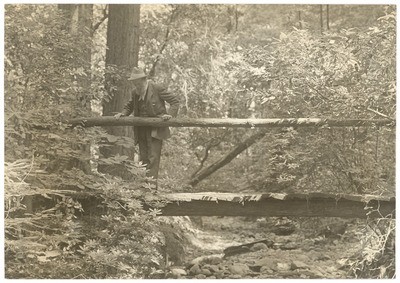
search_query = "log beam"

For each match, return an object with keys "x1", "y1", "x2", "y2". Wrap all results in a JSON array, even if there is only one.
[
  {"x1": 67, "y1": 117, "x2": 395, "y2": 128},
  {"x1": 15, "y1": 191, "x2": 395, "y2": 219},
  {"x1": 156, "y1": 192, "x2": 395, "y2": 218}
]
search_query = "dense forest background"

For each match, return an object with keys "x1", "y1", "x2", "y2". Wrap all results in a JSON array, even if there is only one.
[{"x1": 4, "y1": 4, "x2": 396, "y2": 279}]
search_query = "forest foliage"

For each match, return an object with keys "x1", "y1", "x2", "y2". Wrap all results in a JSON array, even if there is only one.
[{"x1": 4, "y1": 4, "x2": 396, "y2": 279}]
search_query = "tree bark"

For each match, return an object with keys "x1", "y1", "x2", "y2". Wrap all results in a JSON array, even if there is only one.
[
  {"x1": 67, "y1": 116, "x2": 395, "y2": 128},
  {"x1": 19, "y1": 191, "x2": 395, "y2": 219},
  {"x1": 156, "y1": 192, "x2": 395, "y2": 218},
  {"x1": 58, "y1": 4, "x2": 93, "y2": 174},
  {"x1": 100, "y1": 4, "x2": 140, "y2": 177},
  {"x1": 298, "y1": 10, "x2": 302, "y2": 29},
  {"x1": 326, "y1": 4, "x2": 330, "y2": 30},
  {"x1": 189, "y1": 130, "x2": 268, "y2": 186},
  {"x1": 320, "y1": 4, "x2": 324, "y2": 33}
]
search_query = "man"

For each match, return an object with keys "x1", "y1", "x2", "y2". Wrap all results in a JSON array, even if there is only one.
[{"x1": 115, "y1": 67, "x2": 180, "y2": 185}]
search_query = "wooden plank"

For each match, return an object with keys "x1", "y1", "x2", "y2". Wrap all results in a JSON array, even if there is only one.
[
  {"x1": 157, "y1": 192, "x2": 395, "y2": 218},
  {"x1": 67, "y1": 117, "x2": 395, "y2": 128}
]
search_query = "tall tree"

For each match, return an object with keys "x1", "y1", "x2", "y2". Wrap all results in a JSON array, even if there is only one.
[
  {"x1": 100, "y1": 4, "x2": 141, "y2": 177},
  {"x1": 58, "y1": 4, "x2": 93, "y2": 173}
]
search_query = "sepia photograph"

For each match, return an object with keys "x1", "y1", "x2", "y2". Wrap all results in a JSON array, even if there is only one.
[{"x1": 3, "y1": 1, "x2": 396, "y2": 279}]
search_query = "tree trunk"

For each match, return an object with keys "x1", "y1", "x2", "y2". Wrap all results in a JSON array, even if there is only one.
[
  {"x1": 18, "y1": 191, "x2": 396, "y2": 219},
  {"x1": 189, "y1": 130, "x2": 268, "y2": 186},
  {"x1": 320, "y1": 5, "x2": 324, "y2": 33},
  {"x1": 67, "y1": 117, "x2": 395, "y2": 128},
  {"x1": 99, "y1": 4, "x2": 140, "y2": 177},
  {"x1": 298, "y1": 10, "x2": 302, "y2": 29},
  {"x1": 59, "y1": 4, "x2": 93, "y2": 174},
  {"x1": 156, "y1": 192, "x2": 395, "y2": 218},
  {"x1": 326, "y1": 4, "x2": 330, "y2": 30}
]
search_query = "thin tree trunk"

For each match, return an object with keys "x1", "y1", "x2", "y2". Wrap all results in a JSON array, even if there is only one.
[
  {"x1": 59, "y1": 4, "x2": 93, "y2": 174},
  {"x1": 326, "y1": 4, "x2": 330, "y2": 30},
  {"x1": 320, "y1": 5, "x2": 323, "y2": 33},
  {"x1": 298, "y1": 10, "x2": 302, "y2": 29},
  {"x1": 148, "y1": 6, "x2": 177, "y2": 78},
  {"x1": 189, "y1": 130, "x2": 268, "y2": 186},
  {"x1": 234, "y1": 5, "x2": 239, "y2": 31}
]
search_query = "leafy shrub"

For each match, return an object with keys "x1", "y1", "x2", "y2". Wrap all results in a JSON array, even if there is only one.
[{"x1": 4, "y1": 5, "x2": 168, "y2": 279}]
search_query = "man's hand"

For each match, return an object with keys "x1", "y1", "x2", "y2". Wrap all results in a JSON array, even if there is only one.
[
  {"x1": 159, "y1": 114, "x2": 172, "y2": 121},
  {"x1": 114, "y1": 113, "x2": 125, "y2": 119}
]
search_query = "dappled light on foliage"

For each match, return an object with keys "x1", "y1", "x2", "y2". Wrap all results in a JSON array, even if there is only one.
[{"x1": 4, "y1": 3, "x2": 395, "y2": 279}]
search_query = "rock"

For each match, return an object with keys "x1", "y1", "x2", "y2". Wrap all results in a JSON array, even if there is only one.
[
  {"x1": 303, "y1": 247, "x2": 314, "y2": 253},
  {"x1": 250, "y1": 242, "x2": 269, "y2": 252},
  {"x1": 196, "y1": 274, "x2": 207, "y2": 279},
  {"x1": 209, "y1": 256, "x2": 223, "y2": 265},
  {"x1": 317, "y1": 254, "x2": 331, "y2": 261},
  {"x1": 291, "y1": 260, "x2": 309, "y2": 270},
  {"x1": 296, "y1": 254, "x2": 310, "y2": 262},
  {"x1": 214, "y1": 270, "x2": 224, "y2": 279},
  {"x1": 228, "y1": 263, "x2": 250, "y2": 276},
  {"x1": 238, "y1": 258, "x2": 247, "y2": 263},
  {"x1": 208, "y1": 265, "x2": 220, "y2": 273},
  {"x1": 280, "y1": 242, "x2": 298, "y2": 250},
  {"x1": 256, "y1": 217, "x2": 269, "y2": 228},
  {"x1": 189, "y1": 216, "x2": 203, "y2": 227},
  {"x1": 326, "y1": 266, "x2": 337, "y2": 273},
  {"x1": 230, "y1": 274, "x2": 242, "y2": 279},
  {"x1": 208, "y1": 276, "x2": 217, "y2": 279},
  {"x1": 260, "y1": 266, "x2": 274, "y2": 274},
  {"x1": 303, "y1": 239, "x2": 315, "y2": 246},
  {"x1": 276, "y1": 262, "x2": 291, "y2": 271},
  {"x1": 201, "y1": 269, "x2": 212, "y2": 276},
  {"x1": 221, "y1": 270, "x2": 232, "y2": 278},
  {"x1": 271, "y1": 223, "x2": 296, "y2": 235},
  {"x1": 336, "y1": 258, "x2": 349, "y2": 270},
  {"x1": 307, "y1": 270, "x2": 325, "y2": 278},
  {"x1": 189, "y1": 264, "x2": 201, "y2": 275},
  {"x1": 190, "y1": 254, "x2": 224, "y2": 266},
  {"x1": 150, "y1": 270, "x2": 165, "y2": 279},
  {"x1": 320, "y1": 223, "x2": 348, "y2": 238},
  {"x1": 170, "y1": 268, "x2": 187, "y2": 278},
  {"x1": 254, "y1": 258, "x2": 277, "y2": 270}
]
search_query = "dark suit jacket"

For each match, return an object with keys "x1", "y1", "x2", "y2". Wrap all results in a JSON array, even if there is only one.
[{"x1": 121, "y1": 80, "x2": 180, "y2": 140}]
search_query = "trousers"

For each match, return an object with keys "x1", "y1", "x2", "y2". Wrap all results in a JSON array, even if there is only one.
[{"x1": 137, "y1": 127, "x2": 163, "y2": 180}]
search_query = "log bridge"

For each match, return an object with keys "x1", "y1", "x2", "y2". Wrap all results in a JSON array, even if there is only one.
[{"x1": 154, "y1": 192, "x2": 395, "y2": 218}]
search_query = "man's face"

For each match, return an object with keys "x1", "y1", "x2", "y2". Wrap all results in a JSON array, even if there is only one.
[{"x1": 132, "y1": 77, "x2": 147, "y2": 92}]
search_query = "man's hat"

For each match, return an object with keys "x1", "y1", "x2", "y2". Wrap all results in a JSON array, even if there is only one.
[{"x1": 128, "y1": 67, "x2": 147, "y2": 81}]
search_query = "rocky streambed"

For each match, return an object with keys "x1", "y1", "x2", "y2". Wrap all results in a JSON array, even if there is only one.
[{"x1": 166, "y1": 216, "x2": 363, "y2": 279}]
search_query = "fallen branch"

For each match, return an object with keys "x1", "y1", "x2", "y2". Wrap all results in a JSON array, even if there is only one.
[
  {"x1": 189, "y1": 130, "x2": 268, "y2": 186},
  {"x1": 366, "y1": 107, "x2": 393, "y2": 120},
  {"x1": 223, "y1": 239, "x2": 274, "y2": 257}
]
